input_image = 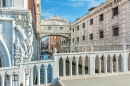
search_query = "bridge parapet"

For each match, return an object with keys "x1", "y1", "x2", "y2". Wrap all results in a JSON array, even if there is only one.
[{"x1": 0, "y1": 50, "x2": 130, "y2": 86}]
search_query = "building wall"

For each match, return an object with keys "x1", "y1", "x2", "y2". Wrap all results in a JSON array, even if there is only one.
[
  {"x1": 53, "y1": 36, "x2": 61, "y2": 53},
  {"x1": 61, "y1": 0, "x2": 130, "y2": 52}
]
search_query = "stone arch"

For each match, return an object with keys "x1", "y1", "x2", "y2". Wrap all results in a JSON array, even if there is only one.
[
  {"x1": 41, "y1": 35, "x2": 71, "y2": 41},
  {"x1": 0, "y1": 36, "x2": 11, "y2": 67}
]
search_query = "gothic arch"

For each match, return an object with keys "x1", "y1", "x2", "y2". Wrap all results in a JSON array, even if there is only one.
[{"x1": 0, "y1": 36, "x2": 11, "y2": 67}]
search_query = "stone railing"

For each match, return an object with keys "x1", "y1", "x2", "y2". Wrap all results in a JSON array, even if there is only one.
[
  {"x1": 0, "y1": 48, "x2": 130, "y2": 86},
  {"x1": 54, "y1": 49, "x2": 130, "y2": 79}
]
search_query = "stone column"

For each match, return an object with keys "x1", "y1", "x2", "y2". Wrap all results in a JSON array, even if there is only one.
[
  {"x1": 29, "y1": 69, "x2": 33, "y2": 86},
  {"x1": 9, "y1": 74, "x2": 12, "y2": 86},
  {"x1": 1, "y1": 75, "x2": 5, "y2": 86},
  {"x1": 110, "y1": 57, "x2": 113, "y2": 73},
  {"x1": 104, "y1": 57, "x2": 107, "y2": 73},
  {"x1": 37, "y1": 68, "x2": 40, "y2": 86},
  {"x1": 99, "y1": 57, "x2": 101, "y2": 74},
  {"x1": 88, "y1": 57, "x2": 90, "y2": 74},
  {"x1": 69, "y1": 59, "x2": 72, "y2": 76},
  {"x1": 116, "y1": 57, "x2": 119, "y2": 72},
  {"x1": 44, "y1": 66, "x2": 48, "y2": 85},
  {"x1": 75, "y1": 58, "x2": 79, "y2": 76},
  {"x1": 63, "y1": 59, "x2": 66, "y2": 77},
  {"x1": 82, "y1": 58, "x2": 85, "y2": 75}
]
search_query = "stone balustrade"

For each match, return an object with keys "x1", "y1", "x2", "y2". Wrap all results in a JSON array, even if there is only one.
[{"x1": 0, "y1": 50, "x2": 130, "y2": 86}]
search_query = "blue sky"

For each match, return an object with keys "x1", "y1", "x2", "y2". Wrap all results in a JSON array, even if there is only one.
[{"x1": 41, "y1": 0, "x2": 105, "y2": 23}]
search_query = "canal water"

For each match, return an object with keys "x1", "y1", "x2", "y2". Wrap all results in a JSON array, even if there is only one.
[{"x1": 40, "y1": 54, "x2": 88, "y2": 84}]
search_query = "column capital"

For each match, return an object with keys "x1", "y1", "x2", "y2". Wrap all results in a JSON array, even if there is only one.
[{"x1": 69, "y1": 58, "x2": 73, "y2": 61}]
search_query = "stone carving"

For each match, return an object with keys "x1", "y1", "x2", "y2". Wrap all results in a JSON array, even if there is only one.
[{"x1": 14, "y1": 14, "x2": 34, "y2": 63}]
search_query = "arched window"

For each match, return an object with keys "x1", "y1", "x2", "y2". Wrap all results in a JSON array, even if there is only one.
[{"x1": 0, "y1": 0, "x2": 6, "y2": 7}]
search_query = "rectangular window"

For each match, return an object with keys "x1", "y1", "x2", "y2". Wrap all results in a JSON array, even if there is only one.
[
  {"x1": 82, "y1": 23, "x2": 85, "y2": 28},
  {"x1": 113, "y1": 7, "x2": 118, "y2": 17},
  {"x1": 90, "y1": 34, "x2": 93, "y2": 40},
  {"x1": 99, "y1": 14, "x2": 104, "y2": 21},
  {"x1": 48, "y1": 27, "x2": 51, "y2": 30},
  {"x1": 113, "y1": 28, "x2": 119, "y2": 36},
  {"x1": 77, "y1": 26, "x2": 79, "y2": 30},
  {"x1": 73, "y1": 38, "x2": 74, "y2": 42},
  {"x1": 90, "y1": 19, "x2": 93, "y2": 25},
  {"x1": 99, "y1": 31, "x2": 104, "y2": 38},
  {"x1": 83, "y1": 36, "x2": 85, "y2": 41},
  {"x1": 77, "y1": 37, "x2": 79, "y2": 42},
  {"x1": 60, "y1": 27, "x2": 63, "y2": 30},
  {"x1": 73, "y1": 28, "x2": 74, "y2": 32}
]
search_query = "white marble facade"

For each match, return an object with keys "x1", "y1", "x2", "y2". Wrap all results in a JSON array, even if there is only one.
[{"x1": 0, "y1": 0, "x2": 39, "y2": 67}]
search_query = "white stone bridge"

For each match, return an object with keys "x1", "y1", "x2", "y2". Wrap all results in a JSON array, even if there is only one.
[
  {"x1": 0, "y1": 47, "x2": 130, "y2": 86},
  {"x1": 39, "y1": 16, "x2": 71, "y2": 40}
]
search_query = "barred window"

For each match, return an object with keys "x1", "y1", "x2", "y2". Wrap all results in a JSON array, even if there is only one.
[
  {"x1": 77, "y1": 26, "x2": 79, "y2": 30},
  {"x1": 99, "y1": 31, "x2": 104, "y2": 38},
  {"x1": 73, "y1": 38, "x2": 74, "y2": 42},
  {"x1": 60, "y1": 27, "x2": 63, "y2": 30},
  {"x1": 90, "y1": 34, "x2": 93, "y2": 40},
  {"x1": 113, "y1": 28, "x2": 119, "y2": 36},
  {"x1": 99, "y1": 14, "x2": 104, "y2": 21},
  {"x1": 73, "y1": 28, "x2": 74, "y2": 32},
  {"x1": 48, "y1": 27, "x2": 51, "y2": 30},
  {"x1": 83, "y1": 36, "x2": 85, "y2": 41},
  {"x1": 113, "y1": 7, "x2": 118, "y2": 17},
  {"x1": 82, "y1": 23, "x2": 85, "y2": 28},
  {"x1": 90, "y1": 19, "x2": 93, "y2": 25},
  {"x1": 77, "y1": 37, "x2": 79, "y2": 42}
]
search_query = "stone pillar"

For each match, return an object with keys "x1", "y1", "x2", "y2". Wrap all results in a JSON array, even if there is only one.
[
  {"x1": 82, "y1": 58, "x2": 85, "y2": 75},
  {"x1": 9, "y1": 74, "x2": 12, "y2": 86},
  {"x1": 122, "y1": 51, "x2": 128, "y2": 72},
  {"x1": 44, "y1": 66, "x2": 48, "y2": 85},
  {"x1": 37, "y1": 68, "x2": 40, "y2": 85},
  {"x1": 88, "y1": 57, "x2": 90, "y2": 74},
  {"x1": 99, "y1": 57, "x2": 101, "y2": 74},
  {"x1": 116, "y1": 57, "x2": 119, "y2": 72},
  {"x1": 89, "y1": 54, "x2": 96, "y2": 75},
  {"x1": 110, "y1": 57, "x2": 113, "y2": 73},
  {"x1": 1, "y1": 75, "x2": 5, "y2": 86},
  {"x1": 104, "y1": 57, "x2": 107, "y2": 73},
  {"x1": 75, "y1": 58, "x2": 79, "y2": 76},
  {"x1": 63, "y1": 59, "x2": 66, "y2": 77},
  {"x1": 69, "y1": 59, "x2": 72, "y2": 76},
  {"x1": 29, "y1": 69, "x2": 33, "y2": 86}
]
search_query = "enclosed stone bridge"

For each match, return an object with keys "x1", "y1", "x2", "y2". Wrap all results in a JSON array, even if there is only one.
[{"x1": 39, "y1": 16, "x2": 71, "y2": 40}]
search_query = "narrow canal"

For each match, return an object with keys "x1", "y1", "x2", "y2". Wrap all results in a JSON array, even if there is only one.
[{"x1": 40, "y1": 54, "x2": 88, "y2": 84}]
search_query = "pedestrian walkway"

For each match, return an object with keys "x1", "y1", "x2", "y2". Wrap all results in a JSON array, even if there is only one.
[{"x1": 60, "y1": 74, "x2": 130, "y2": 86}]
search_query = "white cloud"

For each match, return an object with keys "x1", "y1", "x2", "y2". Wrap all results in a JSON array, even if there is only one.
[{"x1": 41, "y1": 11, "x2": 54, "y2": 18}]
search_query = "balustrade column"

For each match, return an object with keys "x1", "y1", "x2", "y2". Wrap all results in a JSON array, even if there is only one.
[
  {"x1": 69, "y1": 59, "x2": 72, "y2": 76},
  {"x1": 110, "y1": 57, "x2": 113, "y2": 73},
  {"x1": 99, "y1": 57, "x2": 101, "y2": 74},
  {"x1": 104, "y1": 57, "x2": 107, "y2": 73},
  {"x1": 75, "y1": 58, "x2": 79, "y2": 76},
  {"x1": 44, "y1": 66, "x2": 48, "y2": 85},
  {"x1": 29, "y1": 69, "x2": 33, "y2": 86},
  {"x1": 82, "y1": 58, "x2": 85, "y2": 75},
  {"x1": 63, "y1": 59, "x2": 66, "y2": 77},
  {"x1": 1, "y1": 75, "x2": 5, "y2": 86},
  {"x1": 37, "y1": 68, "x2": 40, "y2": 86},
  {"x1": 9, "y1": 74, "x2": 12, "y2": 86},
  {"x1": 116, "y1": 57, "x2": 119, "y2": 72}
]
